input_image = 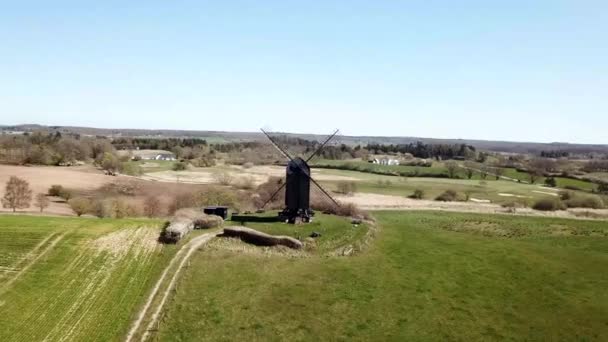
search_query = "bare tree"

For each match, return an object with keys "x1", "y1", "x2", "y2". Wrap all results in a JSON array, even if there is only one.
[
  {"x1": 528, "y1": 169, "x2": 542, "y2": 184},
  {"x1": 144, "y1": 196, "x2": 162, "y2": 217},
  {"x1": 463, "y1": 161, "x2": 475, "y2": 179},
  {"x1": 445, "y1": 161, "x2": 459, "y2": 179},
  {"x1": 494, "y1": 167, "x2": 504, "y2": 180},
  {"x1": 213, "y1": 171, "x2": 234, "y2": 186},
  {"x1": 35, "y1": 193, "x2": 50, "y2": 212},
  {"x1": 2, "y1": 176, "x2": 33, "y2": 212},
  {"x1": 479, "y1": 165, "x2": 489, "y2": 180}
]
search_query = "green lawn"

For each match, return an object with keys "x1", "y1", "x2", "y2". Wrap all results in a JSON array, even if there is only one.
[
  {"x1": 313, "y1": 160, "x2": 598, "y2": 192},
  {"x1": 123, "y1": 159, "x2": 177, "y2": 174},
  {"x1": 156, "y1": 211, "x2": 608, "y2": 341},
  {"x1": 311, "y1": 159, "x2": 448, "y2": 177},
  {"x1": 0, "y1": 215, "x2": 175, "y2": 342}
]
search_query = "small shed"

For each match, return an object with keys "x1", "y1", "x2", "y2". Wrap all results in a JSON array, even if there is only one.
[{"x1": 203, "y1": 206, "x2": 229, "y2": 220}]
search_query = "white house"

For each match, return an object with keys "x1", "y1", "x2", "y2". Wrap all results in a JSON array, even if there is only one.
[
  {"x1": 154, "y1": 153, "x2": 176, "y2": 161},
  {"x1": 373, "y1": 158, "x2": 400, "y2": 166}
]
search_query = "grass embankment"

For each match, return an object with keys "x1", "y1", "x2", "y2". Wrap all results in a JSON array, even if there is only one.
[
  {"x1": 157, "y1": 211, "x2": 608, "y2": 341},
  {"x1": 0, "y1": 215, "x2": 176, "y2": 342},
  {"x1": 237, "y1": 213, "x2": 368, "y2": 253}
]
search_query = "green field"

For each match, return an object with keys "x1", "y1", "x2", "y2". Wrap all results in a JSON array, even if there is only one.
[
  {"x1": 156, "y1": 212, "x2": 608, "y2": 341},
  {"x1": 124, "y1": 159, "x2": 177, "y2": 174},
  {"x1": 312, "y1": 159, "x2": 598, "y2": 192},
  {"x1": 312, "y1": 159, "x2": 448, "y2": 177},
  {"x1": 316, "y1": 168, "x2": 560, "y2": 204},
  {"x1": 0, "y1": 215, "x2": 175, "y2": 341}
]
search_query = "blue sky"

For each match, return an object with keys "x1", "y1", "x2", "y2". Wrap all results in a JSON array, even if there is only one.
[{"x1": 1, "y1": 1, "x2": 606, "y2": 143}]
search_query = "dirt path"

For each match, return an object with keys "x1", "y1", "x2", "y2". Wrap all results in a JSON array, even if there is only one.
[{"x1": 125, "y1": 231, "x2": 219, "y2": 342}]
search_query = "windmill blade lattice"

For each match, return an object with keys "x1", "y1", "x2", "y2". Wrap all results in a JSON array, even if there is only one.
[{"x1": 260, "y1": 128, "x2": 341, "y2": 223}]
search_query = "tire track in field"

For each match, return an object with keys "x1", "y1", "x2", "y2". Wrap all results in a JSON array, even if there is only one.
[
  {"x1": 56, "y1": 228, "x2": 161, "y2": 342},
  {"x1": 0, "y1": 233, "x2": 66, "y2": 295},
  {"x1": 0, "y1": 232, "x2": 57, "y2": 279},
  {"x1": 125, "y1": 231, "x2": 218, "y2": 342}
]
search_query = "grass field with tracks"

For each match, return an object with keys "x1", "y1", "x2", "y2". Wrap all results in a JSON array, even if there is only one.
[
  {"x1": 157, "y1": 211, "x2": 608, "y2": 341},
  {"x1": 0, "y1": 215, "x2": 175, "y2": 342}
]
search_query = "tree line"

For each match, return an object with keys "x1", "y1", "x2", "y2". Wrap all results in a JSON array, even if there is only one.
[
  {"x1": 366, "y1": 142, "x2": 477, "y2": 160},
  {"x1": 112, "y1": 137, "x2": 208, "y2": 150},
  {"x1": 540, "y1": 150, "x2": 570, "y2": 158},
  {"x1": 0, "y1": 132, "x2": 114, "y2": 165}
]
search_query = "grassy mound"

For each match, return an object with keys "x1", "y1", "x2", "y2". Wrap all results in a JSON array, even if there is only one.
[{"x1": 156, "y1": 211, "x2": 608, "y2": 341}]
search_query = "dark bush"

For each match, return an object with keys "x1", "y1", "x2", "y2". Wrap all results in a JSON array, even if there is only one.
[
  {"x1": 435, "y1": 189, "x2": 459, "y2": 202},
  {"x1": 408, "y1": 189, "x2": 425, "y2": 199},
  {"x1": 532, "y1": 198, "x2": 565, "y2": 211},
  {"x1": 559, "y1": 191, "x2": 573, "y2": 201},
  {"x1": 48, "y1": 185, "x2": 73, "y2": 201},
  {"x1": 544, "y1": 177, "x2": 557, "y2": 187},
  {"x1": 172, "y1": 161, "x2": 188, "y2": 171},
  {"x1": 48, "y1": 185, "x2": 64, "y2": 196}
]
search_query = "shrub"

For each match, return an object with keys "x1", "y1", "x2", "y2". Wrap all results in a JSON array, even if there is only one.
[
  {"x1": 544, "y1": 177, "x2": 557, "y2": 187},
  {"x1": 98, "y1": 181, "x2": 139, "y2": 196},
  {"x1": 193, "y1": 214, "x2": 224, "y2": 229},
  {"x1": 115, "y1": 200, "x2": 139, "y2": 218},
  {"x1": 311, "y1": 199, "x2": 367, "y2": 219},
  {"x1": 532, "y1": 198, "x2": 565, "y2": 211},
  {"x1": 49, "y1": 185, "x2": 73, "y2": 201},
  {"x1": 48, "y1": 184, "x2": 73, "y2": 200},
  {"x1": 501, "y1": 201, "x2": 518, "y2": 213},
  {"x1": 59, "y1": 188, "x2": 73, "y2": 201},
  {"x1": 172, "y1": 208, "x2": 223, "y2": 229},
  {"x1": 234, "y1": 176, "x2": 256, "y2": 190},
  {"x1": 144, "y1": 196, "x2": 163, "y2": 217},
  {"x1": 68, "y1": 197, "x2": 92, "y2": 216},
  {"x1": 172, "y1": 161, "x2": 188, "y2": 171},
  {"x1": 48, "y1": 185, "x2": 64, "y2": 196},
  {"x1": 91, "y1": 199, "x2": 110, "y2": 218},
  {"x1": 435, "y1": 190, "x2": 460, "y2": 202},
  {"x1": 409, "y1": 189, "x2": 425, "y2": 199},
  {"x1": 336, "y1": 181, "x2": 357, "y2": 195},
  {"x1": 559, "y1": 191, "x2": 573, "y2": 201},
  {"x1": 121, "y1": 162, "x2": 142, "y2": 176},
  {"x1": 213, "y1": 171, "x2": 234, "y2": 186},
  {"x1": 564, "y1": 194, "x2": 604, "y2": 209},
  {"x1": 255, "y1": 177, "x2": 285, "y2": 209},
  {"x1": 191, "y1": 155, "x2": 216, "y2": 167},
  {"x1": 168, "y1": 192, "x2": 198, "y2": 215},
  {"x1": 199, "y1": 188, "x2": 239, "y2": 208}
]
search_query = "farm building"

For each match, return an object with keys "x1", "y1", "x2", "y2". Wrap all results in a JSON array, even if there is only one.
[
  {"x1": 372, "y1": 158, "x2": 400, "y2": 166},
  {"x1": 117, "y1": 149, "x2": 177, "y2": 161},
  {"x1": 154, "y1": 153, "x2": 176, "y2": 161}
]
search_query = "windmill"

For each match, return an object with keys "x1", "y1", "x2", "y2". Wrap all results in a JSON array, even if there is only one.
[{"x1": 261, "y1": 129, "x2": 341, "y2": 224}]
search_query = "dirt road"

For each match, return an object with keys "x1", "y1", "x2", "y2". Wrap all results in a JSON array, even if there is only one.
[{"x1": 125, "y1": 231, "x2": 219, "y2": 342}]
